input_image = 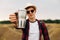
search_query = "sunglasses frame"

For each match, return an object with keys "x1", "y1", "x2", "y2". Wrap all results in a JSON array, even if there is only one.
[{"x1": 26, "y1": 10, "x2": 34, "y2": 14}]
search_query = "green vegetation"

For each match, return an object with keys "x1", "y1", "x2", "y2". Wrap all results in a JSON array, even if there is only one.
[
  {"x1": 0, "y1": 20, "x2": 12, "y2": 24},
  {"x1": 0, "y1": 19, "x2": 60, "y2": 24},
  {"x1": 42, "y1": 19, "x2": 60, "y2": 23}
]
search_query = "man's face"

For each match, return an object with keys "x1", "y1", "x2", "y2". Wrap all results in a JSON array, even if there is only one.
[{"x1": 26, "y1": 7, "x2": 36, "y2": 19}]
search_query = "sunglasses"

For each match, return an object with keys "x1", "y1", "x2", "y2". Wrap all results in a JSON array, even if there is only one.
[{"x1": 26, "y1": 10, "x2": 34, "y2": 14}]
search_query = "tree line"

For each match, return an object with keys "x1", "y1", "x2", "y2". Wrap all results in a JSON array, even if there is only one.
[
  {"x1": 0, "y1": 19, "x2": 60, "y2": 24},
  {"x1": 43, "y1": 19, "x2": 60, "y2": 23}
]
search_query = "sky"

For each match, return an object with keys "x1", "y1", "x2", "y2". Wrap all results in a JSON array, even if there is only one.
[{"x1": 0, "y1": 0, "x2": 60, "y2": 21}]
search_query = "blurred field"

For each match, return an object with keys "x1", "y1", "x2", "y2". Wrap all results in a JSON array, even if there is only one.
[{"x1": 0, "y1": 23, "x2": 60, "y2": 40}]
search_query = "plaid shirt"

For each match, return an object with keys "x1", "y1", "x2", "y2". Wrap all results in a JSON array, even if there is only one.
[{"x1": 21, "y1": 19, "x2": 50, "y2": 40}]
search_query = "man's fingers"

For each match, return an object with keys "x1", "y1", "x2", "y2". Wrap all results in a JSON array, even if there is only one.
[
  {"x1": 10, "y1": 19, "x2": 17, "y2": 22},
  {"x1": 9, "y1": 14, "x2": 16, "y2": 16},
  {"x1": 9, "y1": 13, "x2": 18, "y2": 23},
  {"x1": 9, "y1": 16, "x2": 16, "y2": 19}
]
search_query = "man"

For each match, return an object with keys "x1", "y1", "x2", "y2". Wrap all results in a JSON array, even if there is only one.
[{"x1": 9, "y1": 3, "x2": 50, "y2": 40}]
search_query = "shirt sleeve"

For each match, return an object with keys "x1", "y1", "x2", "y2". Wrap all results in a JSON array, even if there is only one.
[{"x1": 42, "y1": 22, "x2": 50, "y2": 40}]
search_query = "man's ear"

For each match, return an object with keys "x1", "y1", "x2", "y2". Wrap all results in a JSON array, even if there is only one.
[
  {"x1": 34, "y1": 10, "x2": 36, "y2": 13},
  {"x1": 34, "y1": 11, "x2": 36, "y2": 14}
]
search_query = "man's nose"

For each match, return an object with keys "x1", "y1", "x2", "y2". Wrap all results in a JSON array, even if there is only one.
[{"x1": 30, "y1": 11, "x2": 32, "y2": 14}]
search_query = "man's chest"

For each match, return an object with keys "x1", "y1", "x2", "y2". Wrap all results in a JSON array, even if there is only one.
[{"x1": 29, "y1": 21, "x2": 39, "y2": 33}]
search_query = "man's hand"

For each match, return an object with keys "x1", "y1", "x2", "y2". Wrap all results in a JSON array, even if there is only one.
[{"x1": 9, "y1": 12, "x2": 18, "y2": 23}]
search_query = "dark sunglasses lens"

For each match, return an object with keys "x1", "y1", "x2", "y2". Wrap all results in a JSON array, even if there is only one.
[
  {"x1": 31, "y1": 10, "x2": 34, "y2": 13},
  {"x1": 27, "y1": 11, "x2": 29, "y2": 14}
]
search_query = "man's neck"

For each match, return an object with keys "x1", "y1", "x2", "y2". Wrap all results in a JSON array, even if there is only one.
[{"x1": 29, "y1": 18, "x2": 36, "y2": 23}]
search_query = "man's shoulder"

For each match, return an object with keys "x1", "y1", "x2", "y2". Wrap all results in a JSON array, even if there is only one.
[
  {"x1": 38, "y1": 20, "x2": 45, "y2": 23},
  {"x1": 26, "y1": 19, "x2": 29, "y2": 21}
]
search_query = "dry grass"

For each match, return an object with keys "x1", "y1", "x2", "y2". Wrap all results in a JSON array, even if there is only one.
[
  {"x1": 0, "y1": 23, "x2": 60, "y2": 40},
  {"x1": 46, "y1": 23, "x2": 60, "y2": 40}
]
